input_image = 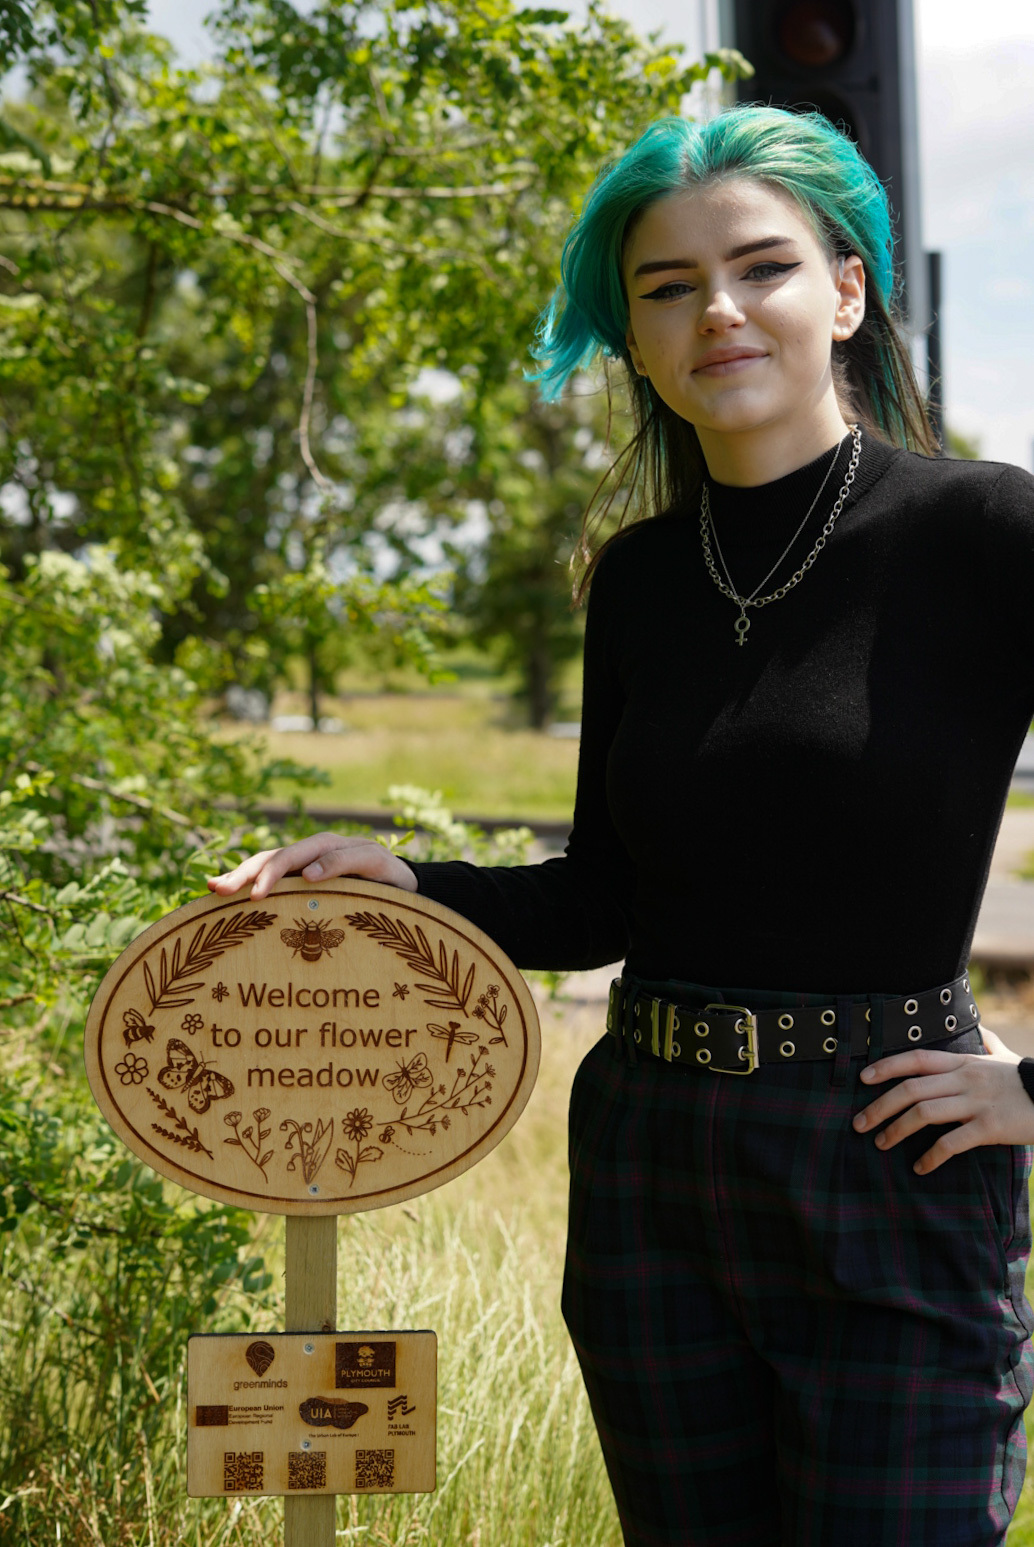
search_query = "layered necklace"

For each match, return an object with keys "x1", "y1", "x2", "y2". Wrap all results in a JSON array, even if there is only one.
[{"x1": 699, "y1": 422, "x2": 862, "y2": 646}]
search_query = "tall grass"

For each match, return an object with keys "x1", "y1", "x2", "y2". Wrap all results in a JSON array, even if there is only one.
[
  {"x1": 0, "y1": 1000, "x2": 620, "y2": 1546},
  {"x1": 4, "y1": 988, "x2": 1034, "y2": 1544}
]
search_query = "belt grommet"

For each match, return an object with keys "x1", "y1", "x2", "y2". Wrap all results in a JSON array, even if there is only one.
[
  {"x1": 738, "y1": 1045, "x2": 750, "y2": 1061},
  {"x1": 969, "y1": 1003, "x2": 977, "y2": 1017},
  {"x1": 820, "y1": 1009, "x2": 836, "y2": 1027},
  {"x1": 908, "y1": 1026, "x2": 922, "y2": 1041},
  {"x1": 672, "y1": 1015, "x2": 680, "y2": 1031},
  {"x1": 822, "y1": 1036, "x2": 837, "y2": 1054},
  {"x1": 672, "y1": 1042, "x2": 681, "y2": 1058},
  {"x1": 865, "y1": 1007, "x2": 871, "y2": 1022},
  {"x1": 696, "y1": 1047, "x2": 710, "y2": 1065},
  {"x1": 779, "y1": 1040, "x2": 795, "y2": 1058},
  {"x1": 778, "y1": 1013, "x2": 794, "y2": 1030},
  {"x1": 963, "y1": 977, "x2": 970, "y2": 992},
  {"x1": 904, "y1": 998, "x2": 918, "y2": 1015},
  {"x1": 940, "y1": 987, "x2": 953, "y2": 1006},
  {"x1": 633, "y1": 1028, "x2": 641, "y2": 1043},
  {"x1": 944, "y1": 1014, "x2": 957, "y2": 1031},
  {"x1": 694, "y1": 1021, "x2": 709, "y2": 1037}
]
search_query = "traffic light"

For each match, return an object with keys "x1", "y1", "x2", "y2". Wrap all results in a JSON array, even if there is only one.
[{"x1": 722, "y1": 0, "x2": 926, "y2": 333}]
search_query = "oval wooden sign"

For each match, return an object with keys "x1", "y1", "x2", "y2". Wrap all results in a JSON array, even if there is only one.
[{"x1": 84, "y1": 879, "x2": 540, "y2": 1214}]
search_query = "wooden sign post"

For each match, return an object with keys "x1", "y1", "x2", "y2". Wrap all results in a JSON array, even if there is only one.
[
  {"x1": 84, "y1": 878, "x2": 541, "y2": 1540},
  {"x1": 285, "y1": 1216, "x2": 337, "y2": 1546}
]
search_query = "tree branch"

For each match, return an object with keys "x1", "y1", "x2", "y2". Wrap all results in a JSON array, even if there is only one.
[
  {"x1": 23, "y1": 761, "x2": 197, "y2": 829},
  {"x1": 0, "y1": 891, "x2": 57, "y2": 919}
]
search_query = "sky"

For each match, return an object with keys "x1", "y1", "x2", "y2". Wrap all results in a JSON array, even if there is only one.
[{"x1": 137, "y1": 0, "x2": 1034, "y2": 470}]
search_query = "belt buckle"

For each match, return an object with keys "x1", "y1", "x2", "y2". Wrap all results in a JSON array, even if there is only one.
[{"x1": 703, "y1": 1003, "x2": 758, "y2": 1075}]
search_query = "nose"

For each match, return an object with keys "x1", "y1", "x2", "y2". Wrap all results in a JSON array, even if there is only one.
[{"x1": 698, "y1": 286, "x2": 746, "y2": 332}]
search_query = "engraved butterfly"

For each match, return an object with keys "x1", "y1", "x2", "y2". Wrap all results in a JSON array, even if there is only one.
[
  {"x1": 382, "y1": 1052, "x2": 435, "y2": 1106},
  {"x1": 122, "y1": 1008, "x2": 156, "y2": 1048},
  {"x1": 158, "y1": 1038, "x2": 235, "y2": 1114},
  {"x1": 279, "y1": 918, "x2": 346, "y2": 962}
]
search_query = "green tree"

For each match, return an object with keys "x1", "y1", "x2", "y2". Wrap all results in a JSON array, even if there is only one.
[{"x1": 0, "y1": 0, "x2": 750, "y2": 711}]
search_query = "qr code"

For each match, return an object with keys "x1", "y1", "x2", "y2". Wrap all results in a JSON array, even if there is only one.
[
  {"x1": 355, "y1": 1448, "x2": 395, "y2": 1490},
  {"x1": 223, "y1": 1451, "x2": 264, "y2": 1492},
  {"x1": 288, "y1": 1450, "x2": 327, "y2": 1490}
]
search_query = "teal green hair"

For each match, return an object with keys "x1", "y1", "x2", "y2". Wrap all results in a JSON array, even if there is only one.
[{"x1": 531, "y1": 105, "x2": 933, "y2": 465}]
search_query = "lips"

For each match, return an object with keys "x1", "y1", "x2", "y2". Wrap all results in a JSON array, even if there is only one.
[{"x1": 693, "y1": 349, "x2": 767, "y2": 373}]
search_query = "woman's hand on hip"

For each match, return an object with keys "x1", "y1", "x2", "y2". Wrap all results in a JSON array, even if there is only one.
[
  {"x1": 852, "y1": 1026, "x2": 1034, "y2": 1174},
  {"x1": 207, "y1": 832, "x2": 419, "y2": 901}
]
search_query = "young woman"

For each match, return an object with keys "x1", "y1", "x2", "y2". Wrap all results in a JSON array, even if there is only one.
[{"x1": 211, "y1": 107, "x2": 1034, "y2": 1544}]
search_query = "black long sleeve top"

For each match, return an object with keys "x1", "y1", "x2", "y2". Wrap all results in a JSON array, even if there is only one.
[{"x1": 408, "y1": 428, "x2": 1034, "y2": 994}]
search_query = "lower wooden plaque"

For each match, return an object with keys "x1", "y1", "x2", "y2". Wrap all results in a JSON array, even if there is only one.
[{"x1": 187, "y1": 1331, "x2": 436, "y2": 1497}]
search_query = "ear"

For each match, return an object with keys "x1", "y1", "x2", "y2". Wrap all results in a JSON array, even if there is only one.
[
  {"x1": 832, "y1": 253, "x2": 866, "y2": 342},
  {"x1": 625, "y1": 325, "x2": 648, "y2": 377}
]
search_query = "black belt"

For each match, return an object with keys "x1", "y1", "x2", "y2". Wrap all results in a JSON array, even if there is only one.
[{"x1": 605, "y1": 973, "x2": 979, "y2": 1073}]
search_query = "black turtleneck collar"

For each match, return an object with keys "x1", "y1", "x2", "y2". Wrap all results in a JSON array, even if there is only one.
[{"x1": 704, "y1": 425, "x2": 900, "y2": 551}]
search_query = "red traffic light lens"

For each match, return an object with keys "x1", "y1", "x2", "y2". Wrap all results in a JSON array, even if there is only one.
[{"x1": 775, "y1": 0, "x2": 856, "y2": 68}]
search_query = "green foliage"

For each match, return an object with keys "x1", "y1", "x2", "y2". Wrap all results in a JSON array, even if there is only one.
[
  {"x1": 0, "y1": 538, "x2": 299, "y2": 1536},
  {"x1": 385, "y1": 782, "x2": 535, "y2": 865},
  {"x1": 0, "y1": 0, "x2": 750, "y2": 714}
]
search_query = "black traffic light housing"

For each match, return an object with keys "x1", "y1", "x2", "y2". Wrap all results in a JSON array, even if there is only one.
[{"x1": 722, "y1": 0, "x2": 926, "y2": 333}]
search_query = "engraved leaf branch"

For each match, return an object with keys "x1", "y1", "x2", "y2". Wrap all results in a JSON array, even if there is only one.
[
  {"x1": 146, "y1": 1087, "x2": 214, "y2": 1158},
  {"x1": 142, "y1": 910, "x2": 277, "y2": 1012},
  {"x1": 344, "y1": 912, "x2": 475, "y2": 1013}
]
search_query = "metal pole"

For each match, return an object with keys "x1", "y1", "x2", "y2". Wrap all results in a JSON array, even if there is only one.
[
  {"x1": 284, "y1": 1216, "x2": 338, "y2": 1546},
  {"x1": 926, "y1": 250, "x2": 944, "y2": 452}
]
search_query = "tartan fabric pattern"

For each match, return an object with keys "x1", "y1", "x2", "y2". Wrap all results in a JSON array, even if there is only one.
[{"x1": 563, "y1": 1011, "x2": 1034, "y2": 1547}]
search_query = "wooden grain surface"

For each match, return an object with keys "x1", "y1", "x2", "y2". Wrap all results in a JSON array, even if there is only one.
[
  {"x1": 284, "y1": 1217, "x2": 339, "y2": 1542},
  {"x1": 84, "y1": 878, "x2": 540, "y2": 1213}
]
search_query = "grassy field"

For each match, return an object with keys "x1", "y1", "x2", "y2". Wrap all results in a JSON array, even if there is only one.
[{"x1": 224, "y1": 692, "x2": 581, "y2": 824}]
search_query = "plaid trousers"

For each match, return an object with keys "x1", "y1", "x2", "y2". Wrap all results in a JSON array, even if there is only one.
[{"x1": 562, "y1": 982, "x2": 1034, "y2": 1547}]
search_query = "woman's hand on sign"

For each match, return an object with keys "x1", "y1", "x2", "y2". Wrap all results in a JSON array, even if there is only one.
[
  {"x1": 208, "y1": 833, "x2": 419, "y2": 901},
  {"x1": 852, "y1": 1025, "x2": 1034, "y2": 1174}
]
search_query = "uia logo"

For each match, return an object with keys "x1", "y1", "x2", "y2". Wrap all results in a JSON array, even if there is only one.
[
  {"x1": 299, "y1": 1397, "x2": 369, "y2": 1429},
  {"x1": 245, "y1": 1340, "x2": 276, "y2": 1377}
]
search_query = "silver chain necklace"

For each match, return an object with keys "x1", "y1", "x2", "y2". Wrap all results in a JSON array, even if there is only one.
[{"x1": 699, "y1": 423, "x2": 862, "y2": 646}]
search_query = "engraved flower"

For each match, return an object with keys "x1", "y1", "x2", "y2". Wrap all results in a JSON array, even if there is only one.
[
  {"x1": 114, "y1": 1051, "x2": 148, "y2": 1085},
  {"x1": 181, "y1": 1013, "x2": 204, "y2": 1036},
  {"x1": 254, "y1": 1108, "x2": 271, "y2": 1122},
  {"x1": 343, "y1": 1108, "x2": 374, "y2": 1142},
  {"x1": 211, "y1": 982, "x2": 229, "y2": 1002},
  {"x1": 224, "y1": 1110, "x2": 242, "y2": 1127}
]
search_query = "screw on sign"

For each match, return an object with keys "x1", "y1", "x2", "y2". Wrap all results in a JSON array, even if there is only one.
[{"x1": 84, "y1": 879, "x2": 540, "y2": 1544}]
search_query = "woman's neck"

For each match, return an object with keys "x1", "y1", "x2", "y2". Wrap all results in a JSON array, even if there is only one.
[{"x1": 698, "y1": 405, "x2": 853, "y2": 488}]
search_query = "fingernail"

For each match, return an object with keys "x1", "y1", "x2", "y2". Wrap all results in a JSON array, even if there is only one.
[
  {"x1": 305, "y1": 862, "x2": 324, "y2": 878},
  {"x1": 853, "y1": 1114, "x2": 867, "y2": 1130},
  {"x1": 860, "y1": 1067, "x2": 874, "y2": 1081},
  {"x1": 874, "y1": 1132, "x2": 886, "y2": 1147}
]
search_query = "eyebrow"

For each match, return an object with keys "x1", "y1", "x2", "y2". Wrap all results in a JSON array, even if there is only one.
[{"x1": 632, "y1": 236, "x2": 797, "y2": 278}]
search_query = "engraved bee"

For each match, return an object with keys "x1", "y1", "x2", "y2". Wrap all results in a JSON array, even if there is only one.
[
  {"x1": 279, "y1": 918, "x2": 346, "y2": 962},
  {"x1": 122, "y1": 1007, "x2": 156, "y2": 1048},
  {"x1": 158, "y1": 1038, "x2": 235, "y2": 1115}
]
